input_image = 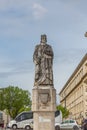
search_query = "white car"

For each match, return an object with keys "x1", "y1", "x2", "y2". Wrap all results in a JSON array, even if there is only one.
[
  {"x1": 7, "y1": 111, "x2": 33, "y2": 129},
  {"x1": 7, "y1": 110, "x2": 62, "y2": 129},
  {"x1": 55, "y1": 119, "x2": 79, "y2": 130}
]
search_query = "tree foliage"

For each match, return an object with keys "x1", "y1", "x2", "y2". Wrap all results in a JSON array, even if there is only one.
[
  {"x1": 0, "y1": 89, "x2": 4, "y2": 110},
  {"x1": 0, "y1": 86, "x2": 31, "y2": 119},
  {"x1": 57, "y1": 105, "x2": 69, "y2": 119}
]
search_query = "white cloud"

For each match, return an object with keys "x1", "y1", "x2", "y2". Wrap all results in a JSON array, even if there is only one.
[{"x1": 32, "y1": 3, "x2": 47, "y2": 20}]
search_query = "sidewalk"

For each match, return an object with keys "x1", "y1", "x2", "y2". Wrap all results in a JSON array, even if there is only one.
[{"x1": 0, "y1": 128, "x2": 4, "y2": 130}]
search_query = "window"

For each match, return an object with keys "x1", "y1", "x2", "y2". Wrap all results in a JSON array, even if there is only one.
[
  {"x1": 70, "y1": 120, "x2": 75, "y2": 123},
  {"x1": 55, "y1": 110, "x2": 60, "y2": 117},
  {"x1": 64, "y1": 120, "x2": 69, "y2": 123},
  {"x1": 16, "y1": 112, "x2": 33, "y2": 122},
  {"x1": 16, "y1": 115, "x2": 22, "y2": 122},
  {"x1": 24, "y1": 112, "x2": 33, "y2": 119}
]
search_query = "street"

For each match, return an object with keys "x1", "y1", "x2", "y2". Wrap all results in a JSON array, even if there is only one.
[{"x1": 0, "y1": 128, "x2": 82, "y2": 130}]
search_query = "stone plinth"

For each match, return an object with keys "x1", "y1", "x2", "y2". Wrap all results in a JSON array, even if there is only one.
[
  {"x1": 33, "y1": 111, "x2": 55, "y2": 130},
  {"x1": 32, "y1": 86, "x2": 56, "y2": 130}
]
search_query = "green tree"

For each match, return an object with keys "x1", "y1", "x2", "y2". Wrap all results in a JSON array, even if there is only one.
[
  {"x1": 0, "y1": 86, "x2": 31, "y2": 119},
  {"x1": 0, "y1": 89, "x2": 4, "y2": 110},
  {"x1": 57, "y1": 105, "x2": 69, "y2": 119}
]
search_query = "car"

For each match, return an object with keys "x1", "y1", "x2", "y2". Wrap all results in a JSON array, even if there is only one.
[
  {"x1": 7, "y1": 111, "x2": 33, "y2": 129},
  {"x1": 7, "y1": 110, "x2": 62, "y2": 129},
  {"x1": 55, "y1": 119, "x2": 79, "y2": 130}
]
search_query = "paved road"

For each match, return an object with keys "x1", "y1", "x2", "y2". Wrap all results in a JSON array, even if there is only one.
[
  {"x1": 0, "y1": 128, "x2": 82, "y2": 130},
  {"x1": 0, "y1": 128, "x2": 33, "y2": 130}
]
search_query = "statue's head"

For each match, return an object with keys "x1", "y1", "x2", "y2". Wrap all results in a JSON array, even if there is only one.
[{"x1": 40, "y1": 34, "x2": 47, "y2": 44}]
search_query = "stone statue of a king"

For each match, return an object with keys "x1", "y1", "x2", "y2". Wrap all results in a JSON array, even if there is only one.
[
  {"x1": 32, "y1": 34, "x2": 56, "y2": 130},
  {"x1": 33, "y1": 34, "x2": 54, "y2": 87}
]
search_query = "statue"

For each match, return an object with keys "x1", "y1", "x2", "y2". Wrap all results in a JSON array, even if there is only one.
[{"x1": 33, "y1": 34, "x2": 54, "y2": 86}]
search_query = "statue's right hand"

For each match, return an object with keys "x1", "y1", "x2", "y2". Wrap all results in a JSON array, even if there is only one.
[{"x1": 34, "y1": 58, "x2": 40, "y2": 64}]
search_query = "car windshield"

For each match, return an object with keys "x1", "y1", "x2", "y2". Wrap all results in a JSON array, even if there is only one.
[{"x1": 15, "y1": 111, "x2": 33, "y2": 121}]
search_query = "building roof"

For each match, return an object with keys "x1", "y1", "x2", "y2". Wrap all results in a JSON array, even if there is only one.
[{"x1": 59, "y1": 53, "x2": 87, "y2": 95}]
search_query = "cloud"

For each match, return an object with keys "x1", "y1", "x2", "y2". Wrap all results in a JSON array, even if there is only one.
[
  {"x1": 32, "y1": 3, "x2": 47, "y2": 20},
  {"x1": 0, "y1": 57, "x2": 34, "y2": 93},
  {"x1": 0, "y1": 1, "x2": 48, "y2": 40},
  {"x1": 0, "y1": 0, "x2": 31, "y2": 11},
  {"x1": 53, "y1": 48, "x2": 87, "y2": 93},
  {"x1": 0, "y1": 58, "x2": 34, "y2": 77},
  {"x1": 0, "y1": 0, "x2": 87, "y2": 94}
]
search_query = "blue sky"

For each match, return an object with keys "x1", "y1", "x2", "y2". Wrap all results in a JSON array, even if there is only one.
[{"x1": 0, "y1": 0, "x2": 87, "y2": 96}]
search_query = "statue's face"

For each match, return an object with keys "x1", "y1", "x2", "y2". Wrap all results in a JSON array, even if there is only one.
[{"x1": 41, "y1": 35, "x2": 47, "y2": 44}]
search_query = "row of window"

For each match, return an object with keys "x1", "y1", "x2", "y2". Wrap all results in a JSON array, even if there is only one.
[{"x1": 61, "y1": 67, "x2": 83, "y2": 99}]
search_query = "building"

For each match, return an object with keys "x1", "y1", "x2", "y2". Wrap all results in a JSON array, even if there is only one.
[
  {"x1": 0, "y1": 110, "x2": 10, "y2": 128},
  {"x1": 0, "y1": 88, "x2": 11, "y2": 127},
  {"x1": 59, "y1": 53, "x2": 87, "y2": 124}
]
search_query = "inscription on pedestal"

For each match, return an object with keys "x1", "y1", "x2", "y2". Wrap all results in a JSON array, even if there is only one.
[{"x1": 39, "y1": 116, "x2": 51, "y2": 122}]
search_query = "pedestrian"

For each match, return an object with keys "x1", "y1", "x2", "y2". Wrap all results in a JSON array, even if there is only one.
[{"x1": 81, "y1": 118, "x2": 87, "y2": 130}]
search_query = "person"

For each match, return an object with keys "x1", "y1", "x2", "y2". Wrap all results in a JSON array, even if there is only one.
[
  {"x1": 81, "y1": 118, "x2": 87, "y2": 130},
  {"x1": 33, "y1": 34, "x2": 54, "y2": 87}
]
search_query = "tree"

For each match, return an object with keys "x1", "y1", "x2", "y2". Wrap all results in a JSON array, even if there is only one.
[
  {"x1": 0, "y1": 86, "x2": 31, "y2": 119},
  {"x1": 0, "y1": 89, "x2": 4, "y2": 110},
  {"x1": 57, "y1": 105, "x2": 69, "y2": 119}
]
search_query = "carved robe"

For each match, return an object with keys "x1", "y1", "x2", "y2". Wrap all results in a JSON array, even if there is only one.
[{"x1": 33, "y1": 43, "x2": 54, "y2": 86}]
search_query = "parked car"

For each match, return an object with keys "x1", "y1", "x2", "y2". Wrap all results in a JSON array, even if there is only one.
[
  {"x1": 7, "y1": 111, "x2": 33, "y2": 129},
  {"x1": 7, "y1": 110, "x2": 62, "y2": 129},
  {"x1": 55, "y1": 119, "x2": 79, "y2": 130}
]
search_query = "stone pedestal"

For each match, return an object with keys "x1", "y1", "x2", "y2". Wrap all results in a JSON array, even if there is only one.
[{"x1": 32, "y1": 86, "x2": 56, "y2": 130}]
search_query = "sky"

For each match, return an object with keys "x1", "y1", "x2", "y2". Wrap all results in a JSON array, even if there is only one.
[{"x1": 0, "y1": 0, "x2": 87, "y2": 98}]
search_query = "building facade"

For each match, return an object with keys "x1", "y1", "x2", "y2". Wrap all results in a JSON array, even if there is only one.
[
  {"x1": 0, "y1": 89, "x2": 11, "y2": 127},
  {"x1": 0, "y1": 110, "x2": 10, "y2": 127},
  {"x1": 59, "y1": 54, "x2": 87, "y2": 124}
]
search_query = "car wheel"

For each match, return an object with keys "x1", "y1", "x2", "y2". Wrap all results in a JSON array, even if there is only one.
[
  {"x1": 25, "y1": 125, "x2": 31, "y2": 130},
  {"x1": 73, "y1": 125, "x2": 79, "y2": 130},
  {"x1": 12, "y1": 124, "x2": 17, "y2": 129},
  {"x1": 55, "y1": 125, "x2": 60, "y2": 130}
]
